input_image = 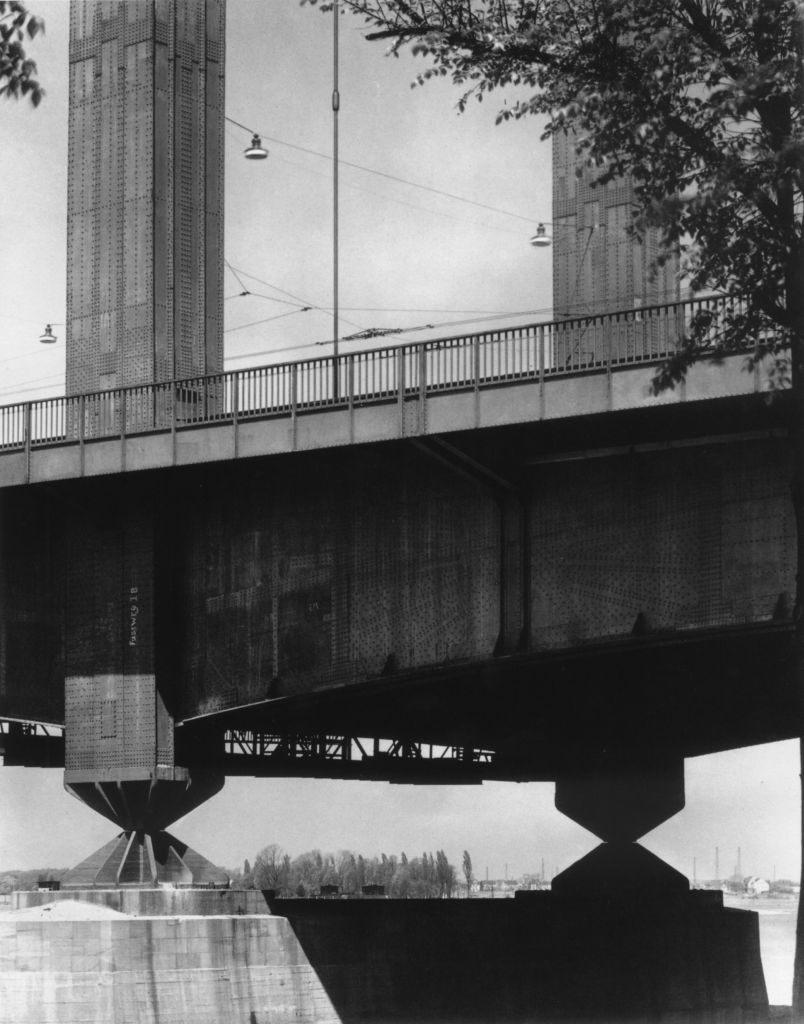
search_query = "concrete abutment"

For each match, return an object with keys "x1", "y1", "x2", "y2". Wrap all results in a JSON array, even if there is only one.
[{"x1": 1, "y1": 887, "x2": 769, "y2": 1023}]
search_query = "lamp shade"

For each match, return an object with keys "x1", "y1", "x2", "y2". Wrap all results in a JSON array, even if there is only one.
[
  {"x1": 529, "y1": 223, "x2": 551, "y2": 247},
  {"x1": 244, "y1": 134, "x2": 268, "y2": 160}
]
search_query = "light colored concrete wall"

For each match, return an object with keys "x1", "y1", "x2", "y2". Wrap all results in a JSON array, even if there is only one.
[
  {"x1": 0, "y1": 353, "x2": 764, "y2": 490},
  {"x1": 0, "y1": 914, "x2": 339, "y2": 1024},
  {"x1": 11, "y1": 888, "x2": 269, "y2": 916},
  {"x1": 0, "y1": 892, "x2": 768, "y2": 1023}
]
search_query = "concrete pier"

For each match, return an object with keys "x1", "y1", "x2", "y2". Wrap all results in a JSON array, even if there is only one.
[
  {"x1": 0, "y1": 904, "x2": 338, "y2": 1024},
  {"x1": 1, "y1": 888, "x2": 769, "y2": 1023}
]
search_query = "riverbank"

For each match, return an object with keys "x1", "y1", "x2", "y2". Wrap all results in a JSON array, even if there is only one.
[{"x1": 723, "y1": 893, "x2": 797, "y2": 1008}]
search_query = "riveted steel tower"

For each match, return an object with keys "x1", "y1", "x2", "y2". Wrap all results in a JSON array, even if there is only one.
[
  {"x1": 551, "y1": 131, "x2": 679, "y2": 320},
  {"x1": 66, "y1": 0, "x2": 224, "y2": 396},
  {"x1": 551, "y1": 132, "x2": 681, "y2": 369},
  {"x1": 61, "y1": 0, "x2": 227, "y2": 887}
]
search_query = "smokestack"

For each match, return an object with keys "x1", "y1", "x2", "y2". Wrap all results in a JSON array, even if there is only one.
[{"x1": 715, "y1": 847, "x2": 719, "y2": 881}]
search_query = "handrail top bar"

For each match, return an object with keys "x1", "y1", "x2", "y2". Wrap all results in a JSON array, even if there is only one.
[
  {"x1": 247, "y1": 291, "x2": 726, "y2": 375},
  {"x1": 4, "y1": 292, "x2": 732, "y2": 413}
]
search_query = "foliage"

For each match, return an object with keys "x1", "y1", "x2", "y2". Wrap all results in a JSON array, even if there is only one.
[
  {"x1": 436, "y1": 848, "x2": 456, "y2": 897},
  {"x1": 0, "y1": 2, "x2": 44, "y2": 107},
  {"x1": 301, "y1": 0, "x2": 804, "y2": 1008},
  {"x1": 241, "y1": 845, "x2": 463, "y2": 898},
  {"x1": 0, "y1": 868, "x2": 66, "y2": 891},
  {"x1": 305, "y1": 0, "x2": 804, "y2": 390},
  {"x1": 462, "y1": 849, "x2": 473, "y2": 892},
  {"x1": 227, "y1": 858, "x2": 253, "y2": 889},
  {"x1": 252, "y1": 843, "x2": 287, "y2": 891},
  {"x1": 771, "y1": 878, "x2": 800, "y2": 894}
]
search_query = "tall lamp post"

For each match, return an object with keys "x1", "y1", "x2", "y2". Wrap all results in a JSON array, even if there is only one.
[
  {"x1": 332, "y1": 0, "x2": 340, "y2": 400},
  {"x1": 236, "y1": 7, "x2": 551, "y2": 404}
]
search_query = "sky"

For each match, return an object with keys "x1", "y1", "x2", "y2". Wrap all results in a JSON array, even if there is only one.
[
  {"x1": 0, "y1": 1, "x2": 801, "y2": 884},
  {"x1": 0, "y1": 0, "x2": 553, "y2": 401}
]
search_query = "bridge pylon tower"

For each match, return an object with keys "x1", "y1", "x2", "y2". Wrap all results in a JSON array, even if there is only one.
[
  {"x1": 59, "y1": 0, "x2": 228, "y2": 885},
  {"x1": 57, "y1": 484, "x2": 228, "y2": 887}
]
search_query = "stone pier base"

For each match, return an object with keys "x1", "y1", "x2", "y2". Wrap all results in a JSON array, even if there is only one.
[
  {"x1": 0, "y1": 905, "x2": 338, "y2": 1024},
  {"x1": 0, "y1": 888, "x2": 769, "y2": 1023}
]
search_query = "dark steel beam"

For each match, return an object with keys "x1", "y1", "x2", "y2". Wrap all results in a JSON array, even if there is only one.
[
  {"x1": 0, "y1": 719, "x2": 65, "y2": 767},
  {"x1": 179, "y1": 727, "x2": 545, "y2": 783}
]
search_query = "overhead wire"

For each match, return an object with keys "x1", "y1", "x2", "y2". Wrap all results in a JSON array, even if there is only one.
[
  {"x1": 0, "y1": 312, "x2": 61, "y2": 325},
  {"x1": 340, "y1": 306, "x2": 520, "y2": 314},
  {"x1": 225, "y1": 262, "x2": 596, "y2": 333},
  {"x1": 324, "y1": 309, "x2": 548, "y2": 342},
  {"x1": 0, "y1": 346, "x2": 64, "y2": 366},
  {"x1": 225, "y1": 264, "x2": 319, "y2": 310},
  {"x1": 223, "y1": 264, "x2": 366, "y2": 334},
  {"x1": 227, "y1": 308, "x2": 557, "y2": 362},
  {"x1": 225, "y1": 292, "x2": 300, "y2": 308},
  {"x1": 223, "y1": 277, "x2": 694, "y2": 363},
  {"x1": 225, "y1": 117, "x2": 549, "y2": 346},
  {"x1": 261, "y1": 146, "x2": 530, "y2": 240},
  {"x1": 2, "y1": 281, "x2": 691, "y2": 394},
  {"x1": 224, "y1": 263, "x2": 307, "y2": 309},
  {"x1": 562, "y1": 227, "x2": 597, "y2": 321},
  {"x1": 0, "y1": 108, "x2": 670, "y2": 393},
  {"x1": 226, "y1": 340, "x2": 323, "y2": 362},
  {"x1": 225, "y1": 309, "x2": 311, "y2": 334},
  {"x1": 0, "y1": 283, "x2": 689, "y2": 391},
  {"x1": 225, "y1": 115, "x2": 545, "y2": 227},
  {"x1": 0, "y1": 375, "x2": 64, "y2": 398},
  {"x1": 227, "y1": 265, "x2": 319, "y2": 308},
  {"x1": 223, "y1": 259, "x2": 255, "y2": 297},
  {"x1": 225, "y1": 281, "x2": 688, "y2": 340}
]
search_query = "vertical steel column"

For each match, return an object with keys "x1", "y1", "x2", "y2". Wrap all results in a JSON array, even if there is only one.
[
  {"x1": 332, "y1": 0, "x2": 340, "y2": 401},
  {"x1": 23, "y1": 403, "x2": 31, "y2": 484}
]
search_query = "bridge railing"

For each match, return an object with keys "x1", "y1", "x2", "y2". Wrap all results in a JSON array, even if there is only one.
[{"x1": 0, "y1": 294, "x2": 749, "y2": 453}]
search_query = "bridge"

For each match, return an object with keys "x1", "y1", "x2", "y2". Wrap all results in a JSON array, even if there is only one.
[
  {"x1": 1, "y1": 294, "x2": 795, "y2": 793},
  {"x1": 0, "y1": 291, "x2": 795, "y2": 1010},
  {"x1": 0, "y1": 4, "x2": 783, "y2": 1018},
  {"x1": 0, "y1": 294, "x2": 772, "y2": 487}
]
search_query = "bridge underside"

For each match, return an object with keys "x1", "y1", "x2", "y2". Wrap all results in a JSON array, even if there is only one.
[
  {"x1": 0, "y1": 386, "x2": 797, "y2": 928},
  {"x1": 1, "y1": 390, "x2": 797, "y2": 782},
  {"x1": 176, "y1": 618, "x2": 796, "y2": 778},
  {"x1": 4, "y1": 620, "x2": 795, "y2": 781}
]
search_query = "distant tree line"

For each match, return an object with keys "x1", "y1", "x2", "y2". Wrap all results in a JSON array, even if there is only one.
[
  {"x1": 229, "y1": 844, "x2": 465, "y2": 898},
  {"x1": 0, "y1": 848, "x2": 468, "y2": 899},
  {"x1": 0, "y1": 868, "x2": 66, "y2": 893}
]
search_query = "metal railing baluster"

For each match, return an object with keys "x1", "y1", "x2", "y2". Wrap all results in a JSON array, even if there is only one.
[{"x1": 0, "y1": 299, "x2": 777, "y2": 459}]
